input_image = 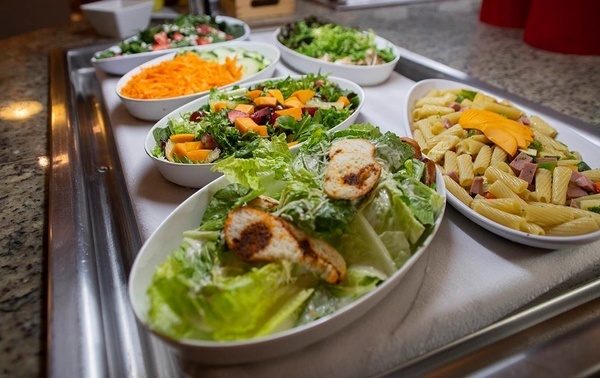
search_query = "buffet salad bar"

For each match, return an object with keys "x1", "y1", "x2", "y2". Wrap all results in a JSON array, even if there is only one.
[{"x1": 48, "y1": 14, "x2": 600, "y2": 378}]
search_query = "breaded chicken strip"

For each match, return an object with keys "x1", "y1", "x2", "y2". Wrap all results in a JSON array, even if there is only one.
[
  {"x1": 224, "y1": 207, "x2": 346, "y2": 284},
  {"x1": 324, "y1": 139, "x2": 382, "y2": 200}
]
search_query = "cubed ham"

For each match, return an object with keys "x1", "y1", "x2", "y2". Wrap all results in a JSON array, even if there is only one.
[
  {"x1": 446, "y1": 171, "x2": 460, "y2": 184},
  {"x1": 518, "y1": 162, "x2": 538, "y2": 185},
  {"x1": 442, "y1": 118, "x2": 454, "y2": 129},
  {"x1": 449, "y1": 102, "x2": 461, "y2": 111},
  {"x1": 567, "y1": 185, "x2": 589, "y2": 199},
  {"x1": 570, "y1": 170, "x2": 595, "y2": 192},
  {"x1": 470, "y1": 176, "x2": 485, "y2": 196},
  {"x1": 510, "y1": 152, "x2": 533, "y2": 174},
  {"x1": 518, "y1": 116, "x2": 531, "y2": 125}
]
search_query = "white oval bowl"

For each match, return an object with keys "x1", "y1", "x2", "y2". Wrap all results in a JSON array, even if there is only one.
[
  {"x1": 145, "y1": 75, "x2": 365, "y2": 188},
  {"x1": 274, "y1": 28, "x2": 400, "y2": 86},
  {"x1": 91, "y1": 15, "x2": 250, "y2": 76},
  {"x1": 115, "y1": 41, "x2": 280, "y2": 122},
  {"x1": 404, "y1": 78, "x2": 600, "y2": 249},
  {"x1": 128, "y1": 167, "x2": 446, "y2": 365}
]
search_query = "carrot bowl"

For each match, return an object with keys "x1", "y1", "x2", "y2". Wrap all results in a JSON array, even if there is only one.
[{"x1": 115, "y1": 41, "x2": 280, "y2": 121}]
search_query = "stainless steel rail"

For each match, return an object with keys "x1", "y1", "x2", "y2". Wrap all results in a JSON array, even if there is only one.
[{"x1": 48, "y1": 47, "x2": 161, "y2": 378}]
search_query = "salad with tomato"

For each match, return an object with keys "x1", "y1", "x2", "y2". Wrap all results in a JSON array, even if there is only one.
[
  {"x1": 94, "y1": 15, "x2": 246, "y2": 60},
  {"x1": 151, "y1": 73, "x2": 361, "y2": 164}
]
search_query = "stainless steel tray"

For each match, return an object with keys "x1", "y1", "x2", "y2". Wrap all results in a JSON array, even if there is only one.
[{"x1": 48, "y1": 42, "x2": 600, "y2": 377}]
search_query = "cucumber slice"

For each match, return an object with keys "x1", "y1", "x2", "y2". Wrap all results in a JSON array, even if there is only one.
[{"x1": 238, "y1": 57, "x2": 263, "y2": 75}]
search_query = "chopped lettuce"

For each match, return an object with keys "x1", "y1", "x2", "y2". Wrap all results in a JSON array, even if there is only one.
[
  {"x1": 278, "y1": 17, "x2": 396, "y2": 64},
  {"x1": 146, "y1": 123, "x2": 444, "y2": 341}
]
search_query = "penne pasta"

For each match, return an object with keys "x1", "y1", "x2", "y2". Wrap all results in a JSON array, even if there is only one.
[
  {"x1": 534, "y1": 168, "x2": 552, "y2": 203},
  {"x1": 551, "y1": 166, "x2": 572, "y2": 205},
  {"x1": 471, "y1": 201, "x2": 526, "y2": 230},
  {"x1": 473, "y1": 145, "x2": 492, "y2": 175},
  {"x1": 457, "y1": 154, "x2": 475, "y2": 187},
  {"x1": 546, "y1": 217, "x2": 600, "y2": 236},
  {"x1": 484, "y1": 166, "x2": 528, "y2": 194},
  {"x1": 524, "y1": 203, "x2": 574, "y2": 227},
  {"x1": 428, "y1": 135, "x2": 461, "y2": 163},
  {"x1": 413, "y1": 104, "x2": 455, "y2": 121},
  {"x1": 444, "y1": 175, "x2": 473, "y2": 207},
  {"x1": 444, "y1": 150, "x2": 459, "y2": 175},
  {"x1": 529, "y1": 115, "x2": 557, "y2": 137}
]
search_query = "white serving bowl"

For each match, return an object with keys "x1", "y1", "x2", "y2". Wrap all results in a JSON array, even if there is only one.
[
  {"x1": 115, "y1": 41, "x2": 280, "y2": 121},
  {"x1": 404, "y1": 78, "x2": 600, "y2": 249},
  {"x1": 144, "y1": 75, "x2": 365, "y2": 188},
  {"x1": 128, "y1": 168, "x2": 446, "y2": 365},
  {"x1": 81, "y1": 0, "x2": 154, "y2": 39},
  {"x1": 91, "y1": 15, "x2": 250, "y2": 75},
  {"x1": 274, "y1": 28, "x2": 400, "y2": 86}
]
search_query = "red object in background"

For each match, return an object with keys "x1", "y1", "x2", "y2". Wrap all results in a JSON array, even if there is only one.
[
  {"x1": 524, "y1": 0, "x2": 600, "y2": 55},
  {"x1": 479, "y1": 0, "x2": 531, "y2": 28}
]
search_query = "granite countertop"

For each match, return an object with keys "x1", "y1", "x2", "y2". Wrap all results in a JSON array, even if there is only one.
[{"x1": 1, "y1": 0, "x2": 599, "y2": 376}]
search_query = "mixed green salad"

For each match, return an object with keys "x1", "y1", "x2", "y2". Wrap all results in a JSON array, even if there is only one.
[
  {"x1": 146, "y1": 124, "x2": 445, "y2": 341},
  {"x1": 94, "y1": 15, "x2": 246, "y2": 60},
  {"x1": 277, "y1": 16, "x2": 396, "y2": 65},
  {"x1": 152, "y1": 73, "x2": 360, "y2": 164}
]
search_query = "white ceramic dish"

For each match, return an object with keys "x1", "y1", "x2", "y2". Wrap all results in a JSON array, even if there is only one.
[
  {"x1": 144, "y1": 75, "x2": 365, "y2": 188},
  {"x1": 274, "y1": 28, "x2": 400, "y2": 86},
  {"x1": 403, "y1": 78, "x2": 600, "y2": 249},
  {"x1": 128, "y1": 168, "x2": 446, "y2": 365},
  {"x1": 81, "y1": 0, "x2": 154, "y2": 39},
  {"x1": 115, "y1": 41, "x2": 280, "y2": 121},
  {"x1": 91, "y1": 15, "x2": 250, "y2": 75}
]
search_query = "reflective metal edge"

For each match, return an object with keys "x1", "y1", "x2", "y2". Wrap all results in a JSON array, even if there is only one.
[{"x1": 48, "y1": 47, "x2": 166, "y2": 377}]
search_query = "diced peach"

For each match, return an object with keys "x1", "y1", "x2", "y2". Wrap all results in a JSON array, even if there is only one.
[
  {"x1": 234, "y1": 103, "x2": 255, "y2": 115},
  {"x1": 213, "y1": 102, "x2": 229, "y2": 112},
  {"x1": 235, "y1": 117, "x2": 260, "y2": 134},
  {"x1": 169, "y1": 133, "x2": 195, "y2": 143},
  {"x1": 248, "y1": 125, "x2": 268, "y2": 137},
  {"x1": 283, "y1": 96, "x2": 303, "y2": 109},
  {"x1": 184, "y1": 141, "x2": 203, "y2": 151},
  {"x1": 267, "y1": 89, "x2": 284, "y2": 104},
  {"x1": 186, "y1": 149, "x2": 213, "y2": 163},
  {"x1": 275, "y1": 107, "x2": 303, "y2": 120},
  {"x1": 290, "y1": 89, "x2": 315, "y2": 103},
  {"x1": 172, "y1": 143, "x2": 188, "y2": 159},
  {"x1": 245, "y1": 89, "x2": 263, "y2": 100},
  {"x1": 253, "y1": 96, "x2": 278, "y2": 108},
  {"x1": 337, "y1": 96, "x2": 350, "y2": 107}
]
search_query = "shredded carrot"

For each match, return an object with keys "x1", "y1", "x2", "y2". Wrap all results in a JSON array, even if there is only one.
[{"x1": 120, "y1": 51, "x2": 243, "y2": 99}]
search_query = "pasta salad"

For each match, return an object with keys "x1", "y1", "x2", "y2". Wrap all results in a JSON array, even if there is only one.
[{"x1": 408, "y1": 86, "x2": 600, "y2": 237}]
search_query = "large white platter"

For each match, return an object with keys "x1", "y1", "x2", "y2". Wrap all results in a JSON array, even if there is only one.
[
  {"x1": 403, "y1": 78, "x2": 600, "y2": 249},
  {"x1": 91, "y1": 15, "x2": 250, "y2": 76},
  {"x1": 128, "y1": 165, "x2": 446, "y2": 364},
  {"x1": 144, "y1": 75, "x2": 365, "y2": 188}
]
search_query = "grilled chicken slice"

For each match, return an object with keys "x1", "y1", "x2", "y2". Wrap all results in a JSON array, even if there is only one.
[
  {"x1": 224, "y1": 207, "x2": 346, "y2": 284},
  {"x1": 247, "y1": 195, "x2": 280, "y2": 211},
  {"x1": 324, "y1": 139, "x2": 382, "y2": 200}
]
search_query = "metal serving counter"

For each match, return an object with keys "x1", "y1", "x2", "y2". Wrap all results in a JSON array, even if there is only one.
[{"x1": 48, "y1": 30, "x2": 600, "y2": 377}]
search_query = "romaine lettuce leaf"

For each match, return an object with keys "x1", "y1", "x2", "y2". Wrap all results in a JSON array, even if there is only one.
[{"x1": 146, "y1": 123, "x2": 444, "y2": 342}]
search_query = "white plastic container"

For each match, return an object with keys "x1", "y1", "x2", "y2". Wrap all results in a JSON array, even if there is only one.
[{"x1": 81, "y1": 0, "x2": 154, "y2": 39}]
